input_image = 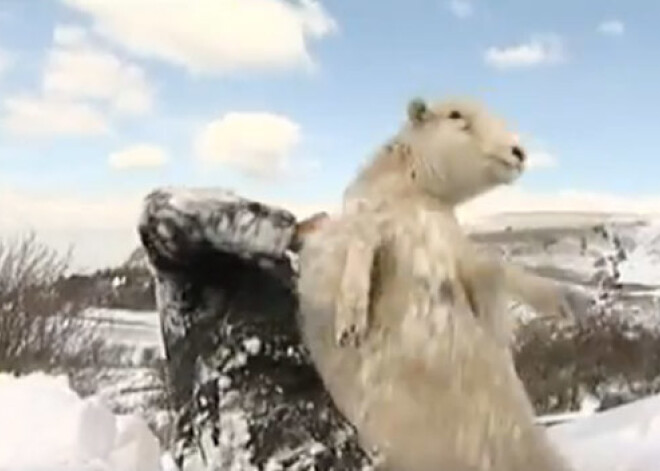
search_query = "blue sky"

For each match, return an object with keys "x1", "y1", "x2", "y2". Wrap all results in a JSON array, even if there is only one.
[{"x1": 0, "y1": 0, "x2": 658, "y2": 269}]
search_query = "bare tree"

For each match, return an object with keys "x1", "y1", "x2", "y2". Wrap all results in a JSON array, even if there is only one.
[{"x1": 0, "y1": 232, "x2": 95, "y2": 374}]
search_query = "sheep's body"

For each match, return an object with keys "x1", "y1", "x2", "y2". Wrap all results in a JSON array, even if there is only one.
[
  {"x1": 298, "y1": 200, "x2": 571, "y2": 470},
  {"x1": 297, "y1": 97, "x2": 575, "y2": 470}
]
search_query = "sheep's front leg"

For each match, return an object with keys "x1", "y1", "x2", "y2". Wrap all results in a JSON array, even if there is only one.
[
  {"x1": 335, "y1": 237, "x2": 377, "y2": 347},
  {"x1": 458, "y1": 245, "x2": 592, "y2": 336},
  {"x1": 500, "y1": 263, "x2": 591, "y2": 321}
]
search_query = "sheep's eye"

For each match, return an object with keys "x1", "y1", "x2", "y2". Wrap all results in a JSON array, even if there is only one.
[{"x1": 448, "y1": 110, "x2": 462, "y2": 120}]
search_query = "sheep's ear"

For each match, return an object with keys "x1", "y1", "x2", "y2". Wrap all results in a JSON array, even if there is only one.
[{"x1": 407, "y1": 98, "x2": 429, "y2": 125}]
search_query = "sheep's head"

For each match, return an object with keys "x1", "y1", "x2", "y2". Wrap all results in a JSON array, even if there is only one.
[{"x1": 402, "y1": 97, "x2": 526, "y2": 205}]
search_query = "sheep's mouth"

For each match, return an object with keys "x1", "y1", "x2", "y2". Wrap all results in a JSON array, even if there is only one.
[{"x1": 491, "y1": 154, "x2": 523, "y2": 173}]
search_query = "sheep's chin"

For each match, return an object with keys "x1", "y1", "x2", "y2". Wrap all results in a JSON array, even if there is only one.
[{"x1": 489, "y1": 157, "x2": 523, "y2": 184}]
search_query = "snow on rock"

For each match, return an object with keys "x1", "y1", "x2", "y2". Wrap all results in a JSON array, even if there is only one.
[
  {"x1": 141, "y1": 187, "x2": 297, "y2": 263},
  {"x1": 0, "y1": 373, "x2": 162, "y2": 471},
  {"x1": 549, "y1": 392, "x2": 660, "y2": 471}
]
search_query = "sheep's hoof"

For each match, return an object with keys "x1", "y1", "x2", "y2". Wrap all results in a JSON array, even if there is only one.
[
  {"x1": 336, "y1": 323, "x2": 366, "y2": 347},
  {"x1": 335, "y1": 293, "x2": 369, "y2": 348}
]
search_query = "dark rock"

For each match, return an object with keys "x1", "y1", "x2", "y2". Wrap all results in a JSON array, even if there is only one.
[{"x1": 138, "y1": 188, "x2": 372, "y2": 470}]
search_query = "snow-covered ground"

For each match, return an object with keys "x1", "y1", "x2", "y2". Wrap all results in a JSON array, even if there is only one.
[
  {"x1": 83, "y1": 308, "x2": 164, "y2": 360},
  {"x1": 549, "y1": 393, "x2": 660, "y2": 471},
  {"x1": 75, "y1": 309, "x2": 171, "y2": 444},
  {"x1": 618, "y1": 221, "x2": 660, "y2": 288},
  {"x1": 474, "y1": 216, "x2": 660, "y2": 332},
  {"x1": 84, "y1": 308, "x2": 165, "y2": 365},
  {"x1": 2, "y1": 372, "x2": 660, "y2": 471},
  {"x1": 0, "y1": 373, "x2": 169, "y2": 471}
]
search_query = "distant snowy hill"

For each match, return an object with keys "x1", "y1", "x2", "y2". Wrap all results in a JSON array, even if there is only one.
[{"x1": 464, "y1": 210, "x2": 647, "y2": 232}]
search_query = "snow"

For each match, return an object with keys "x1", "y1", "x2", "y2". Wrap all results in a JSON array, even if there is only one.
[
  {"x1": 618, "y1": 220, "x2": 660, "y2": 288},
  {"x1": 143, "y1": 187, "x2": 297, "y2": 260},
  {"x1": 82, "y1": 308, "x2": 165, "y2": 363},
  {"x1": 536, "y1": 393, "x2": 601, "y2": 426},
  {"x1": 3, "y1": 373, "x2": 660, "y2": 471},
  {"x1": 549, "y1": 393, "x2": 660, "y2": 471},
  {"x1": 0, "y1": 373, "x2": 162, "y2": 471},
  {"x1": 242, "y1": 337, "x2": 262, "y2": 356},
  {"x1": 462, "y1": 210, "x2": 644, "y2": 233}
]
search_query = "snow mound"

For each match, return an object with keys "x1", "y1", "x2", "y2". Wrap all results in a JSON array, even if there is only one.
[
  {"x1": 0, "y1": 373, "x2": 162, "y2": 471},
  {"x1": 549, "y1": 393, "x2": 660, "y2": 471},
  {"x1": 2, "y1": 372, "x2": 660, "y2": 471}
]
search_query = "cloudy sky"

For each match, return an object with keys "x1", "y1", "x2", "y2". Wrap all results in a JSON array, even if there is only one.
[{"x1": 0, "y1": 0, "x2": 658, "y2": 270}]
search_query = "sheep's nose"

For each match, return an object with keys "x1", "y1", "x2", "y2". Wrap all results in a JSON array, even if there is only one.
[{"x1": 511, "y1": 145, "x2": 525, "y2": 163}]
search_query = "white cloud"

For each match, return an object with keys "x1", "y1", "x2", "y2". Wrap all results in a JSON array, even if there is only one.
[
  {"x1": 598, "y1": 20, "x2": 625, "y2": 36},
  {"x1": 44, "y1": 25, "x2": 154, "y2": 116},
  {"x1": 109, "y1": 144, "x2": 168, "y2": 170},
  {"x1": 59, "y1": 0, "x2": 337, "y2": 76},
  {"x1": 2, "y1": 24, "x2": 154, "y2": 138},
  {"x1": 53, "y1": 24, "x2": 88, "y2": 47},
  {"x1": 195, "y1": 112, "x2": 302, "y2": 178},
  {"x1": 0, "y1": 188, "x2": 140, "y2": 232},
  {"x1": 2, "y1": 95, "x2": 109, "y2": 137},
  {"x1": 526, "y1": 151, "x2": 557, "y2": 170},
  {"x1": 447, "y1": 0, "x2": 473, "y2": 19},
  {"x1": 0, "y1": 188, "x2": 143, "y2": 271},
  {"x1": 485, "y1": 34, "x2": 565, "y2": 69}
]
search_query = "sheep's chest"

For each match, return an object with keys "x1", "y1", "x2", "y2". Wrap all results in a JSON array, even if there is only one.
[
  {"x1": 375, "y1": 206, "x2": 470, "y2": 358},
  {"x1": 388, "y1": 207, "x2": 460, "y2": 294}
]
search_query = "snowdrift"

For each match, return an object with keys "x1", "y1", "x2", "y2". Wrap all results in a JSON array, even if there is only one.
[
  {"x1": 0, "y1": 373, "x2": 162, "y2": 471},
  {"x1": 2, "y1": 372, "x2": 660, "y2": 470},
  {"x1": 549, "y1": 392, "x2": 660, "y2": 471}
]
